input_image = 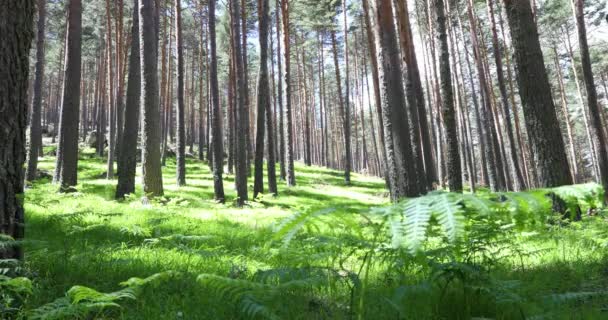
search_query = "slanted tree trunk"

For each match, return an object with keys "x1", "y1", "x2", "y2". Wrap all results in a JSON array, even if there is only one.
[
  {"x1": 175, "y1": 0, "x2": 186, "y2": 186},
  {"x1": 487, "y1": 0, "x2": 525, "y2": 190},
  {"x1": 55, "y1": 0, "x2": 82, "y2": 191},
  {"x1": 503, "y1": 0, "x2": 572, "y2": 187},
  {"x1": 434, "y1": 0, "x2": 462, "y2": 192},
  {"x1": 139, "y1": 0, "x2": 164, "y2": 197},
  {"x1": 281, "y1": 0, "x2": 296, "y2": 186},
  {"x1": 370, "y1": 0, "x2": 419, "y2": 200},
  {"x1": 25, "y1": 0, "x2": 46, "y2": 182},
  {"x1": 361, "y1": 0, "x2": 387, "y2": 178},
  {"x1": 572, "y1": 0, "x2": 608, "y2": 202},
  {"x1": 116, "y1": 0, "x2": 141, "y2": 199},
  {"x1": 209, "y1": 0, "x2": 225, "y2": 202},
  {"x1": 0, "y1": 0, "x2": 34, "y2": 259},
  {"x1": 553, "y1": 45, "x2": 580, "y2": 183}
]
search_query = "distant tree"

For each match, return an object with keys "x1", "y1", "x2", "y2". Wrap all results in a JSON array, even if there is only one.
[
  {"x1": 230, "y1": 0, "x2": 249, "y2": 206},
  {"x1": 572, "y1": 0, "x2": 608, "y2": 202},
  {"x1": 0, "y1": 0, "x2": 35, "y2": 259},
  {"x1": 209, "y1": 0, "x2": 225, "y2": 203},
  {"x1": 25, "y1": 0, "x2": 47, "y2": 182},
  {"x1": 116, "y1": 0, "x2": 141, "y2": 199},
  {"x1": 140, "y1": 0, "x2": 164, "y2": 197},
  {"x1": 341, "y1": 0, "x2": 352, "y2": 185},
  {"x1": 54, "y1": 0, "x2": 82, "y2": 191},
  {"x1": 254, "y1": 0, "x2": 275, "y2": 198},
  {"x1": 105, "y1": 0, "x2": 116, "y2": 179},
  {"x1": 503, "y1": 0, "x2": 572, "y2": 187},
  {"x1": 281, "y1": 0, "x2": 296, "y2": 187},
  {"x1": 434, "y1": 0, "x2": 462, "y2": 192},
  {"x1": 370, "y1": 0, "x2": 419, "y2": 200},
  {"x1": 175, "y1": 0, "x2": 186, "y2": 186}
]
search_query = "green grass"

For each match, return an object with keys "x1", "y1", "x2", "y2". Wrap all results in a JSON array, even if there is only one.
[{"x1": 14, "y1": 149, "x2": 608, "y2": 319}]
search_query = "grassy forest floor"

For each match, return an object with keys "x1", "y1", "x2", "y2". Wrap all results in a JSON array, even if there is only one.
[{"x1": 11, "y1": 148, "x2": 608, "y2": 319}]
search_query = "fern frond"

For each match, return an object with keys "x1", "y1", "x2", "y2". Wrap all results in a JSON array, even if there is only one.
[
  {"x1": 402, "y1": 197, "x2": 432, "y2": 251},
  {"x1": 430, "y1": 193, "x2": 465, "y2": 242},
  {"x1": 545, "y1": 290, "x2": 608, "y2": 303},
  {"x1": 462, "y1": 194, "x2": 494, "y2": 215},
  {"x1": 240, "y1": 295, "x2": 281, "y2": 320},
  {"x1": 273, "y1": 208, "x2": 335, "y2": 246},
  {"x1": 197, "y1": 274, "x2": 269, "y2": 302},
  {"x1": 67, "y1": 285, "x2": 136, "y2": 304}
]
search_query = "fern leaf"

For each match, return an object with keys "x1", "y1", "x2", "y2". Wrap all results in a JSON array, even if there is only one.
[
  {"x1": 430, "y1": 193, "x2": 465, "y2": 242},
  {"x1": 402, "y1": 197, "x2": 432, "y2": 251},
  {"x1": 273, "y1": 208, "x2": 335, "y2": 246}
]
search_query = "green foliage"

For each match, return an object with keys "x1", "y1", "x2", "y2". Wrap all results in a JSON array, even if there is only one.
[{"x1": 19, "y1": 152, "x2": 608, "y2": 319}]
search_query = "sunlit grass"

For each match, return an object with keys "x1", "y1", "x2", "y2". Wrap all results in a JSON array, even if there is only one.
[{"x1": 19, "y1": 148, "x2": 608, "y2": 319}]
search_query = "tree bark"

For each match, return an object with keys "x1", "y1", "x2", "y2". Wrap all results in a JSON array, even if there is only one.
[
  {"x1": 573, "y1": 0, "x2": 608, "y2": 201},
  {"x1": 0, "y1": 0, "x2": 34, "y2": 259},
  {"x1": 254, "y1": 0, "x2": 271, "y2": 197},
  {"x1": 209, "y1": 0, "x2": 225, "y2": 202},
  {"x1": 55, "y1": 0, "x2": 82, "y2": 191},
  {"x1": 175, "y1": 0, "x2": 186, "y2": 186},
  {"x1": 25, "y1": 0, "x2": 46, "y2": 182},
  {"x1": 434, "y1": 0, "x2": 462, "y2": 192},
  {"x1": 502, "y1": 0, "x2": 572, "y2": 187},
  {"x1": 116, "y1": 0, "x2": 141, "y2": 199},
  {"x1": 140, "y1": 0, "x2": 164, "y2": 197},
  {"x1": 281, "y1": 0, "x2": 296, "y2": 187},
  {"x1": 370, "y1": 0, "x2": 419, "y2": 200}
]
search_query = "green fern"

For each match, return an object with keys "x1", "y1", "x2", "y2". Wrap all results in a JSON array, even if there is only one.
[
  {"x1": 401, "y1": 196, "x2": 433, "y2": 250},
  {"x1": 430, "y1": 193, "x2": 465, "y2": 242},
  {"x1": 273, "y1": 208, "x2": 335, "y2": 246}
]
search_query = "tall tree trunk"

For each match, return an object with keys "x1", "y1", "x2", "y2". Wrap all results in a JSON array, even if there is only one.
[
  {"x1": 281, "y1": 0, "x2": 296, "y2": 186},
  {"x1": 487, "y1": 0, "x2": 525, "y2": 190},
  {"x1": 25, "y1": 0, "x2": 46, "y2": 182},
  {"x1": 0, "y1": 0, "x2": 34, "y2": 259},
  {"x1": 55, "y1": 0, "x2": 82, "y2": 191},
  {"x1": 341, "y1": 0, "x2": 352, "y2": 184},
  {"x1": 105, "y1": 0, "x2": 116, "y2": 179},
  {"x1": 275, "y1": 1, "x2": 286, "y2": 181},
  {"x1": 175, "y1": 0, "x2": 186, "y2": 186},
  {"x1": 573, "y1": 0, "x2": 608, "y2": 201},
  {"x1": 209, "y1": 0, "x2": 225, "y2": 202},
  {"x1": 230, "y1": 0, "x2": 248, "y2": 205},
  {"x1": 362, "y1": 0, "x2": 387, "y2": 177},
  {"x1": 140, "y1": 0, "x2": 164, "y2": 197},
  {"x1": 254, "y1": 0, "x2": 270, "y2": 197},
  {"x1": 553, "y1": 45, "x2": 580, "y2": 183},
  {"x1": 370, "y1": 0, "x2": 419, "y2": 200},
  {"x1": 116, "y1": 0, "x2": 141, "y2": 199},
  {"x1": 434, "y1": 0, "x2": 462, "y2": 192},
  {"x1": 502, "y1": 0, "x2": 572, "y2": 187}
]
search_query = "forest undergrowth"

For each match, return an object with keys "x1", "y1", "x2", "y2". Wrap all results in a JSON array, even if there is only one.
[{"x1": 2, "y1": 149, "x2": 608, "y2": 319}]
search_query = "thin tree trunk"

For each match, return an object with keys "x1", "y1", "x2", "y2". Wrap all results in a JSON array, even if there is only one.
[
  {"x1": 435, "y1": 0, "x2": 462, "y2": 192},
  {"x1": 55, "y1": 0, "x2": 82, "y2": 191},
  {"x1": 281, "y1": 0, "x2": 296, "y2": 186},
  {"x1": 116, "y1": 0, "x2": 141, "y2": 199},
  {"x1": 175, "y1": 0, "x2": 186, "y2": 186},
  {"x1": 140, "y1": 0, "x2": 164, "y2": 197},
  {"x1": 26, "y1": 0, "x2": 46, "y2": 182},
  {"x1": 572, "y1": 0, "x2": 608, "y2": 201}
]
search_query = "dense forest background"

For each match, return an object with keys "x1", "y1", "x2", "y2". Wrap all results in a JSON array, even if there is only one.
[{"x1": 2, "y1": 0, "x2": 608, "y2": 318}]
